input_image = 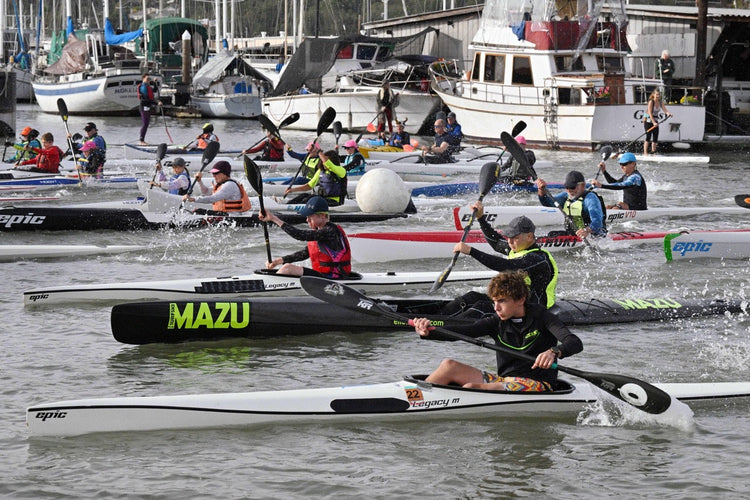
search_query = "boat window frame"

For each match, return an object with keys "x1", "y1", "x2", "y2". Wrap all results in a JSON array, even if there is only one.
[
  {"x1": 511, "y1": 55, "x2": 533, "y2": 86},
  {"x1": 483, "y1": 53, "x2": 506, "y2": 84}
]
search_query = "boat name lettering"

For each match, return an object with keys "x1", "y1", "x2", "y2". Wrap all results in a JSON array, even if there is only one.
[
  {"x1": 537, "y1": 236, "x2": 579, "y2": 248},
  {"x1": 464, "y1": 213, "x2": 497, "y2": 223},
  {"x1": 35, "y1": 410, "x2": 67, "y2": 421},
  {"x1": 26, "y1": 294, "x2": 49, "y2": 302},
  {"x1": 606, "y1": 211, "x2": 636, "y2": 222},
  {"x1": 673, "y1": 241, "x2": 712, "y2": 256},
  {"x1": 0, "y1": 214, "x2": 46, "y2": 228},
  {"x1": 356, "y1": 298, "x2": 374, "y2": 311},
  {"x1": 262, "y1": 281, "x2": 297, "y2": 290},
  {"x1": 612, "y1": 298, "x2": 682, "y2": 310},
  {"x1": 633, "y1": 110, "x2": 667, "y2": 122},
  {"x1": 167, "y1": 302, "x2": 251, "y2": 330},
  {"x1": 409, "y1": 398, "x2": 459, "y2": 409}
]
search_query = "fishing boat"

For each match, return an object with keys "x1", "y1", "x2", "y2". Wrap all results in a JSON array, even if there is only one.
[
  {"x1": 453, "y1": 205, "x2": 750, "y2": 229},
  {"x1": 25, "y1": 375, "x2": 750, "y2": 436},
  {"x1": 262, "y1": 31, "x2": 440, "y2": 131},
  {"x1": 108, "y1": 295, "x2": 747, "y2": 345},
  {"x1": 429, "y1": 0, "x2": 705, "y2": 150},
  {"x1": 190, "y1": 50, "x2": 272, "y2": 118},
  {"x1": 664, "y1": 231, "x2": 750, "y2": 261},
  {"x1": 0, "y1": 244, "x2": 144, "y2": 261},
  {"x1": 346, "y1": 229, "x2": 750, "y2": 263},
  {"x1": 23, "y1": 269, "x2": 496, "y2": 307}
]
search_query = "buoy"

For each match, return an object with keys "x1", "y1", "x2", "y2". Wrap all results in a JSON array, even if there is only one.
[
  {"x1": 355, "y1": 168, "x2": 411, "y2": 213},
  {"x1": 672, "y1": 142, "x2": 691, "y2": 150}
]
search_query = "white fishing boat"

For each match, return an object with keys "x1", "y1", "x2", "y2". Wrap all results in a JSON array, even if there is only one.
[
  {"x1": 190, "y1": 50, "x2": 272, "y2": 118},
  {"x1": 262, "y1": 32, "x2": 440, "y2": 131},
  {"x1": 429, "y1": 0, "x2": 705, "y2": 150},
  {"x1": 23, "y1": 269, "x2": 496, "y2": 307},
  {"x1": 664, "y1": 231, "x2": 750, "y2": 261},
  {"x1": 25, "y1": 375, "x2": 750, "y2": 436}
]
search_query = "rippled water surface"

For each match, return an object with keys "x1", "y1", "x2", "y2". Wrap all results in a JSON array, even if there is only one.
[{"x1": 2, "y1": 103, "x2": 750, "y2": 498}]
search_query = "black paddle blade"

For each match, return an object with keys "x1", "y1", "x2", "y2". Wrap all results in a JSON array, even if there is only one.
[
  {"x1": 56, "y1": 98, "x2": 69, "y2": 120},
  {"x1": 280, "y1": 112, "x2": 300, "y2": 128},
  {"x1": 243, "y1": 155, "x2": 263, "y2": 195},
  {"x1": 734, "y1": 194, "x2": 750, "y2": 208},
  {"x1": 156, "y1": 143, "x2": 168, "y2": 162},
  {"x1": 301, "y1": 277, "x2": 403, "y2": 321},
  {"x1": 510, "y1": 121, "x2": 527, "y2": 137},
  {"x1": 558, "y1": 366, "x2": 674, "y2": 415},
  {"x1": 478, "y1": 162, "x2": 501, "y2": 198},
  {"x1": 317, "y1": 107, "x2": 337, "y2": 137},
  {"x1": 258, "y1": 115, "x2": 280, "y2": 139},
  {"x1": 333, "y1": 121, "x2": 343, "y2": 143},
  {"x1": 501, "y1": 132, "x2": 530, "y2": 175},
  {"x1": 599, "y1": 145, "x2": 613, "y2": 162},
  {"x1": 201, "y1": 141, "x2": 221, "y2": 167}
]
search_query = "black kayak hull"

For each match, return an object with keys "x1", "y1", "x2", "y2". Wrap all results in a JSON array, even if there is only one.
[
  {"x1": 111, "y1": 296, "x2": 747, "y2": 344},
  {"x1": 0, "y1": 206, "x2": 408, "y2": 231}
]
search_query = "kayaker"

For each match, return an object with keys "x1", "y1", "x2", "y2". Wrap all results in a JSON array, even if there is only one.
[
  {"x1": 6, "y1": 127, "x2": 40, "y2": 164},
  {"x1": 258, "y1": 196, "x2": 352, "y2": 279},
  {"x1": 283, "y1": 149, "x2": 347, "y2": 207},
  {"x1": 388, "y1": 120, "x2": 410, "y2": 149},
  {"x1": 183, "y1": 160, "x2": 251, "y2": 212},
  {"x1": 421, "y1": 119, "x2": 457, "y2": 164},
  {"x1": 536, "y1": 170, "x2": 606, "y2": 238},
  {"x1": 286, "y1": 141, "x2": 322, "y2": 182},
  {"x1": 412, "y1": 270, "x2": 583, "y2": 392},
  {"x1": 16, "y1": 132, "x2": 64, "y2": 174},
  {"x1": 150, "y1": 157, "x2": 190, "y2": 195},
  {"x1": 443, "y1": 213, "x2": 558, "y2": 315},
  {"x1": 186, "y1": 123, "x2": 219, "y2": 151},
  {"x1": 336, "y1": 139, "x2": 366, "y2": 174},
  {"x1": 590, "y1": 152, "x2": 648, "y2": 210},
  {"x1": 76, "y1": 141, "x2": 106, "y2": 176},
  {"x1": 500, "y1": 135, "x2": 536, "y2": 182},
  {"x1": 73, "y1": 122, "x2": 107, "y2": 157},
  {"x1": 242, "y1": 129, "x2": 285, "y2": 161}
]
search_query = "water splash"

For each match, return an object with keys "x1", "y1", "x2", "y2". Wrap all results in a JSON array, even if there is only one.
[{"x1": 577, "y1": 392, "x2": 695, "y2": 431}]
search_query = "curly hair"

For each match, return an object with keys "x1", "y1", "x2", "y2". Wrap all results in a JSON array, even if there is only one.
[{"x1": 487, "y1": 270, "x2": 530, "y2": 301}]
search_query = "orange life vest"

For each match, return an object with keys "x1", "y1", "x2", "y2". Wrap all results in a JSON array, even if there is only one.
[
  {"x1": 306, "y1": 224, "x2": 352, "y2": 278},
  {"x1": 212, "y1": 179, "x2": 251, "y2": 212}
]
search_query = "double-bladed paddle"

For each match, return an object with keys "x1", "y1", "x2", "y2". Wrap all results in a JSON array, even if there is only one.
[
  {"x1": 495, "y1": 121, "x2": 527, "y2": 164},
  {"x1": 285, "y1": 107, "x2": 336, "y2": 198},
  {"x1": 236, "y1": 113, "x2": 300, "y2": 159},
  {"x1": 244, "y1": 154, "x2": 272, "y2": 263},
  {"x1": 429, "y1": 161, "x2": 501, "y2": 293},
  {"x1": 333, "y1": 121, "x2": 343, "y2": 147},
  {"x1": 148, "y1": 143, "x2": 169, "y2": 190},
  {"x1": 593, "y1": 145, "x2": 613, "y2": 182},
  {"x1": 300, "y1": 276, "x2": 677, "y2": 416},
  {"x1": 734, "y1": 194, "x2": 750, "y2": 208},
  {"x1": 56, "y1": 98, "x2": 82, "y2": 184}
]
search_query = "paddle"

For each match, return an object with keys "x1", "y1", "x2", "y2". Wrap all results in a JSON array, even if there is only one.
[
  {"x1": 238, "y1": 113, "x2": 301, "y2": 159},
  {"x1": 160, "y1": 105, "x2": 174, "y2": 144},
  {"x1": 333, "y1": 121, "x2": 342, "y2": 147},
  {"x1": 56, "y1": 98, "x2": 82, "y2": 184},
  {"x1": 300, "y1": 276, "x2": 675, "y2": 415},
  {"x1": 734, "y1": 194, "x2": 750, "y2": 208},
  {"x1": 180, "y1": 141, "x2": 221, "y2": 209},
  {"x1": 148, "y1": 143, "x2": 168, "y2": 190},
  {"x1": 429, "y1": 161, "x2": 501, "y2": 294},
  {"x1": 495, "y1": 121, "x2": 527, "y2": 164},
  {"x1": 285, "y1": 107, "x2": 336, "y2": 198},
  {"x1": 593, "y1": 145, "x2": 613, "y2": 182},
  {"x1": 244, "y1": 155, "x2": 272, "y2": 263},
  {"x1": 616, "y1": 116, "x2": 670, "y2": 156}
]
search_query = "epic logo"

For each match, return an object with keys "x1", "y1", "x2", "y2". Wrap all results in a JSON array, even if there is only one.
[
  {"x1": 0, "y1": 214, "x2": 46, "y2": 228},
  {"x1": 673, "y1": 241, "x2": 712, "y2": 256},
  {"x1": 35, "y1": 410, "x2": 67, "y2": 421}
]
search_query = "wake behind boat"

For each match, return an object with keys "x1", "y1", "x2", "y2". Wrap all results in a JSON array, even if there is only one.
[
  {"x1": 26, "y1": 375, "x2": 750, "y2": 436},
  {"x1": 23, "y1": 269, "x2": 496, "y2": 307}
]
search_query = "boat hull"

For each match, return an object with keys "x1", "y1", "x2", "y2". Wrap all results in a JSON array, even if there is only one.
[
  {"x1": 108, "y1": 295, "x2": 746, "y2": 345},
  {"x1": 32, "y1": 72, "x2": 145, "y2": 115},
  {"x1": 664, "y1": 231, "x2": 750, "y2": 260},
  {"x1": 26, "y1": 376, "x2": 750, "y2": 436},
  {"x1": 0, "y1": 244, "x2": 145, "y2": 261},
  {"x1": 191, "y1": 93, "x2": 262, "y2": 118}
]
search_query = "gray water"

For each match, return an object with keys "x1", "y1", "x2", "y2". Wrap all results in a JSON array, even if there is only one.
[{"x1": 2, "y1": 103, "x2": 750, "y2": 498}]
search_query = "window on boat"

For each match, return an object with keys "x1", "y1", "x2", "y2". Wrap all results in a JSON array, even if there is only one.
[
  {"x1": 511, "y1": 56, "x2": 533, "y2": 85},
  {"x1": 470, "y1": 54, "x2": 481, "y2": 81},
  {"x1": 484, "y1": 54, "x2": 505, "y2": 83},
  {"x1": 597, "y1": 56, "x2": 624, "y2": 72},
  {"x1": 336, "y1": 45, "x2": 354, "y2": 59},
  {"x1": 375, "y1": 45, "x2": 392, "y2": 61},
  {"x1": 554, "y1": 56, "x2": 584, "y2": 72},
  {"x1": 356, "y1": 44, "x2": 378, "y2": 62}
]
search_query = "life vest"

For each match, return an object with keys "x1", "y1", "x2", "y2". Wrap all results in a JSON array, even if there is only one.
[
  {"x1": 264, "y1": 138, "x2": 285, "y2": 161},
  {"x1": 622, "y1": 171, "x2": 648, "y2": 210},
  {"x1": 79, "y1": 150, "x2": 106, "y2": 175},
  {"x1": 197, "y1": 133, "x2": 219, "y2": 150},
  {"x1": 170, "y1": 170, "x2": 191, "y2": 195},
  {"x1": 212, "y1": 179, "x2": 251, "y2": 212},
  {"x1": 307, "y1": 224, "x2": 352, "y2": 278},
  {"x1": 33, "y1": 146, "x2": 64, "y2": 173},
  {"x1": 507, "y1": 246, "x2": 559, "y2": 309},
  {"x1": 343, "y1": 152, "x2": 366, "y2": 174},
  {"x1": 562, "y1": 192, "x2": 606, "y2": 233},
  {"x1": 302, "y1": 156, "x2": 320, "y2": 179},
  {"x1": 317, "y1": 169, "x2": 347, "y2": 203},
  {"x1": 138, "y1": 82, "x2": 156, "y2": 108}
]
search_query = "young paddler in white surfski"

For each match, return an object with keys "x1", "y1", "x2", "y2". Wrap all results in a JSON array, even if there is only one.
[
  {"x1": 413, "y1": 270, "x2": 582, "y2": 392},
  {"x1": 590, "y1": 152, "x2": 648, "y2": 211}
]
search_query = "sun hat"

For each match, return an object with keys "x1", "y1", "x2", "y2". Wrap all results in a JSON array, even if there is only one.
[
  {"x1": 344, "y1": 139, "x2": 357, "y2": 148},
  {"x1": 209, "y1": 160, "x2": 231, "y2": 176},
  {"x1": 564, "y1": 170, "x2": 585, "y2": 189},
  {"x1": 298, "y1": 196, "x2": 329, "y2": 216},
  {"x1": 80, "y1": 141, "x2": 97, "y2": 152},
  {"x1": 505, "y1": 216, "x2": 536, "y2": 238},
  {"x1": 172, "y1": 157, "x2": 186, "y2": 167},
  {"x1": 516, "y1": 136, "x2": 527, "y2": 145},
  {"x1": 618, "y1": 152, "x2": 637, "y2": 164},
  {"x1": 21, "y1": 126, "x2": 32, "y2": 136},
  {"x1": 84, "y1": 122, "x2": 97, "y2": 132}
]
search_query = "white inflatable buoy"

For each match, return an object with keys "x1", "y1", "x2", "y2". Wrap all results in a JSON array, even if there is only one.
[{"x1": 355, "y1": 168, "x2": 411, "y2": 213}]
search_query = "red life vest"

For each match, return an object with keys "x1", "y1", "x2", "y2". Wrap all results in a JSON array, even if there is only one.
[
  {"x1": 212, "y1": 179, "x2": 251, "y2": 212},
  {"x1": 306, "y1": 224, "x2": 352, "y2": 278},
  {"x1": 197, "y1": 133, "x2": 219, "y2": 150}
]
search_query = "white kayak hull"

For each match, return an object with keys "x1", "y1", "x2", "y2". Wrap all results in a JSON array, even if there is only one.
[
  {"x1": 665, "y1": 231, "x2": 750, "y2": 261},
  {"x1": 0, "y1": 244, "x2": 144, "y2": 261},
  {"x1": 23, "y1": 269, "x2": 497, "y2": 306},
  {"x1": 26, "y1": 376, "x2": 750, "y2": 436},
  {"x1": 454, "y1": 205, "x2": 750, "y2": 229},
  {"x1": 634, "y1": 154, "x2": 710, "y2": 164}
]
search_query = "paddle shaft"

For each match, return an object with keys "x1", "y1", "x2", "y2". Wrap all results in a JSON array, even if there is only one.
[
  {"x1": 160, "y1": 105, "x2": 174, "y2": 144},
  {"x1": 56, "y1": 99, "x2": 83, "y2": 184},
  {"x1": 243, "y1": 155, "x2": 273, "y2": 263}
]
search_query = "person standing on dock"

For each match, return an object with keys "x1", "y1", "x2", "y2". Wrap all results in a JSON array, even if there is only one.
[
  {"x1": 412, "y1": 270, "x2": 583, "y2": 392},
  {"x1": 590, "y1": 152, "x2": 648, "y2": 210},
  {"x1": 258, "y1": 196, "x2": 352, "y2": 279},
  {"x1": 655, "y1": 50, "x2": 675, "y2": 102},
  {"x1": 138, "y1": 74, "x2": 161, "y2": 146}
]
